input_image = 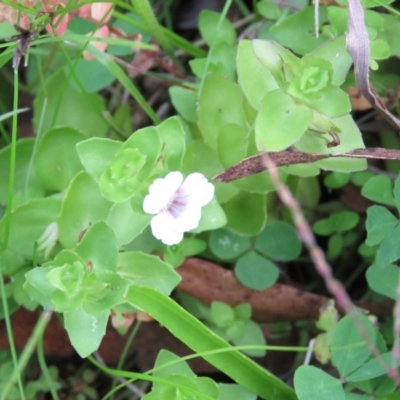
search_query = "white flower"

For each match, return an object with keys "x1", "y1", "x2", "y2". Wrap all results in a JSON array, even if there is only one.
[{"x1": 143, "y1": 172, "x2": 215, "y2": 245}]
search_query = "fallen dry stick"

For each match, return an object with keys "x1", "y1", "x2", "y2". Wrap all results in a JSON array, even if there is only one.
[
  {"x1": 0, "y1": 258, "x2": 392, "y2": 362},
  {"x1": 214, "y1": 147, "x2": 400, "y2": 182},
  {"x1": 177, "y1": 257, "x2": 393, "y2": 322}
]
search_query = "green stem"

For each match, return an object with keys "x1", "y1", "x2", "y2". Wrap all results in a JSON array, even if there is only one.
[
  {"x1": 0, "y1": 68, "x2": 24, "y2": 400},
  {"x1": 37, "y1": 316, "x2": 60, "y2": 400},
  {"x1": 198, "y1": 0, "x2": 233, "y2": 98},
  {"x1": 110, "y1": 321, "x2": 142, "y2": 400},
  {"x1": 0, "y1": 310, "x2": 53, "y2": 400}
]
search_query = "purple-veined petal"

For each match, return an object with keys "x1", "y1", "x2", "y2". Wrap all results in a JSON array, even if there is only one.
[
  {"x1": 143, "y1": 171, "x2": 183, "y2": 214},
  {"x1": 172, "y1": 204, "x2": 202, "y2": 232},
  {"x1": 144, "y1": 171, "x2": 215, "y2": 245}
]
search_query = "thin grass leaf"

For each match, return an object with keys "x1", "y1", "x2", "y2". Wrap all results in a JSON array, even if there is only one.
[
  {"x1": 69, "y1": 38, "x2": 160, "y2": 125},
  {"x1": 125, "y1": 286, "x2": 297, "y2": 400}
]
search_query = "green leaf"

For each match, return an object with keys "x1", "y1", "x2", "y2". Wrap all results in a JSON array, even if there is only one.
[
  {"x1": 362, "y1": 175, "x2": 395, "y2": 206},
  {"x1": 331, "y1": 312, "x2": 376, "y2": 377},
  {"x1": 99, "y1": 148, "x2": 146, "y2": 202},
  {"x1": 58, "y1": 172, "x2": 112, "y2": 248},
  {"x1": 376, "y1": 225, "x2": 400, "y2": 266},
  {"x1": 366, "y1": 264, "x2": 399, "y2": 300},
  {"x1": 157, "y1": 116, "x2": 186, "y2": 171},
  {"x1": 393, "y1": 173, "x2": 400, "y2": 213},
  {"x1": 313, "y1": 211, "x2": 360, "y2": 235},
  {"x1": 252, "y1": 39, "x2": 301, "y2": 88},
  {"x1": 290, "y1": 56, "x2": 333, "y2": 96},
  {"x1": 232, "y1": 321, "x2": 267, "y2": 357},
  {"x1": 295, "y1": 114, "x2": 366, "y2": 172},
  {"x1": 24, "y1": 265, "x2": 57, "y2": 310},
  {"x1": 255, "y1": 89, "x2": 313, "y2": 151},
  {"x1": 345, "y1": 351, "x2": 396, "y2": 382},
  {"x1": 0, "y1": 198, "x2": 61, "y2": 259},
  {"x1": 269, "y1": 6, "x2": 329, "y2": 55},
  {"x1": 255, "y1": 222, "x2": 302, "y2": 261},
  {"x1": 309, "y1": 37, "x2": 352, "y2": 86},
  {"x1": 123, "y1": 126, "x2": 162, "y2": 178},
  {"x1": 235, "y1": 251, "x2": 279, "y2": 290},
  {"x1": 209, "y1": 229, "x2": 251, "y2": 260},
  {"x1": 294, "y1": 366, "x2": 345, "y2": 400},
  {"x1": 224, "y1": 320, "x2": 247, "y2": 342},
  {"x1": 64, "y1": 308, "x2": 109, "y2": 358},
  {"x1": 125, "y1": 286, "x2": 297, "y2": 400},
  {"x1": 76, "y1": 222, "x2": 117, "y2": 272},
  {"x1": 46, "y1": 259, "x2": 86, "y2": 296},
  {"x1": 199, "y1": 10, "x2": 236, "y2": 46},
  {"x1": 294, "y1": 85, "x2": 351, "y2": 118},
  {"x1": 365, "y1": 206, "x2": 398, "y2": 246},
  {"x1": 351, "y1": 171, "x2": 375, "y2": 187},
  {"x1": 192, "y1": 50, "x2": 237, "y2": 81},
  {"x1": 313, "y1": 219, "x2": 335, "y2": 235},
  {"x1": 77, "y1": 138, "x2": 123, "y2": 181},
  {"x1": 371, "y1": 39, "x2": 391, "y2": 60},
  {"x1": 33, "y1": 70, "x2": 108, "y2": 138},
  {"x1": 237, "y1": 40, "x2": 279, "y2": 110},
  {"x1": 205, "y1": 42, "x2": 237, "y2": 81},
  {"x1": 234, "y1": 304, "x2": 252, "y2": 321},
  {"x1": 69, "y1": 58, "x2": 115, "y2": 93},
  {"x1": 324, "y1": 172, "x2": 351, "y2": 189},
  {"x1": 327, "y1": 233, "x2": 344, "y2": 260},
  {"x1": 182, "y1": 140, "x2": 239, "y2": 203},
  {"x1": 218, "y1": 383, "x2": 256, "y2": 400},
  {"x1": 77, "y1": 36, "x2": 160, "y2": 124},
  {"x1": 106, "y1": 198, "x2": 151, "y2": 247},
  {"x1": 118, "y1": 251, "x2": 181, "y2": 295},
  {"x1": 198, "y1": 73, "x2": 247, "y2": 150},
  {"x1": 33, "y1": 251, "x2": 88, "y2": 312},
  {"x1": 211, "y1": 301, "x2": 235, "y2": 328},
  {"x1": 153, "y1": 350, "x2": 196, "y2": 384},
  {"x1": 217, "y1": 124, "x2": 277, "y2": 193},
  {"x1": 34, "y1": 127, "x2": 84, "y2": 191},
  {"x1": 181, "y1": 238, "x2": 207, "y2": 257},
  {"x1": 217, "y1": 123, "x2": 248, "y2": 169},
  {"x1": 190, "y1": 199, "x2": 227, "y2": 233},
  {"x1": 169, "y1": 86, "x2": 197, "y2": 123},
  {"x1": 151, "y1": 374, "x2": 219, "y2": 400},
  {"x1": 0, "y1": 139, "x2": 44, "y2": 206},
  {"x1": 223, "y1": 192, "x2": 266, "y2": 235}
]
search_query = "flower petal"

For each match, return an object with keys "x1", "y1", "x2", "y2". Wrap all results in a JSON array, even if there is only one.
[
  {"x1": 150, "y1": 211, "x2": 184, "y2": 245},
  {"x1": 143, "y1": 171, "x2": 183, "y2": 214},
  {"x1": 143, "y1": 172, "x2": 214, "y2": 245},
  {"x1": 181, "y1": 173, "x2": 215, "y2": 207},
  {"x1": 172, "y1": 204, "x2": 202, "y2": 232}
]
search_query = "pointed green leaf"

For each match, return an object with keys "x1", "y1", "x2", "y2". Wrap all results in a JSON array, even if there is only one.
[
  {"x1": 64, "y1": 308, "x2": 109, "y2": 358},
  {"x1": 125, "y1": 287, "x2": 297, "y2": 400}
]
